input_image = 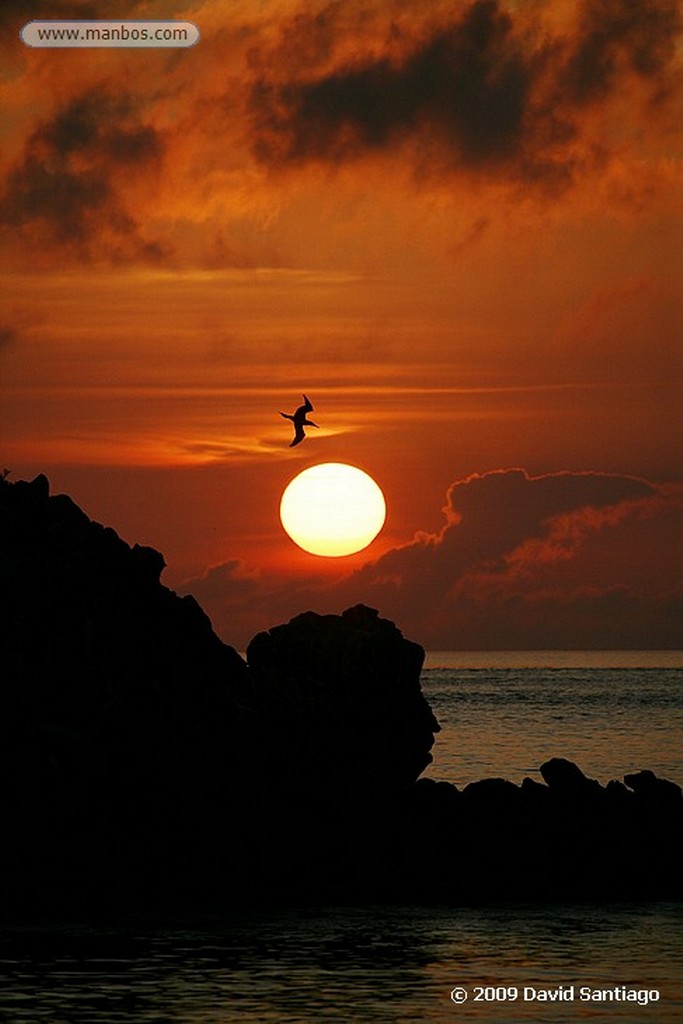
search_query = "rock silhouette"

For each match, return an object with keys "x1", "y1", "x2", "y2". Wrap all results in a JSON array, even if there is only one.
[
  {"x1": 247, "y1": 605, "x2": 439, "y2": 794},
  {"x1": 1, "y1": 473, "x2": 680, "y2": 913}
]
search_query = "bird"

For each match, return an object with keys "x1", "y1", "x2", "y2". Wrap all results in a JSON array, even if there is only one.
[{"x1": 280, "y1": 394, "x2": 318, "y2": 447}]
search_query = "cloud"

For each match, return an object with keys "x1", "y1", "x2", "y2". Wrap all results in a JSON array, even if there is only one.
[
  {"x1": 248, "y1": 0, "x2": 681, "y2": 190},
  {"x1": 180, "y1": 558, "x2": 296, "y2": 649},
  {"x1": 182, "y1": 467, "x2": 683, "y2": 650},
  {"x1": 2, "y1": 0, "x2": 679, "y2": 268},
  {"x1": 0, "y1": 0, "x2": 97, "y2": 32},
  {"x1": 0, "y1": 0, "x2": 678, "y2": 283},
  {"x1": 250, "y1": 1, "x2": 550, "y2": 173},
  {"x1": 564, "y1": 0, "x2": 681, "y2": 103},
  {"x1": 0, "y1": 87, "x2": 167, "y2": 262},
  {"x1": 186, "y1": 558, "x2": 261, "y2": 603},
  {"x1": 0, "y1": 0, "x2": 159, "y2": 33}
]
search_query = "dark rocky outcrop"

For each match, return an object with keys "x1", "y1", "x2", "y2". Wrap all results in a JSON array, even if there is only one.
[
  {"x1": 624, "y1": 769, "x2": 682, "y2": 803},
  {"x1": 0, "y1": 474, "x2": 439, "y2": 909},
  {"x1": 1, "y1": 474, "x2": 681, "y2": 913},
  {"x1": 540, "y1": 756, "x2": 599, "y2": 792},
  {"x1": 1, "y1": 473, "x2": 256, "y2": 908},
  {"x1": 246, "y1": 605, "x2": 438, "y2": 796},
  {"x1": 392, "y1": 761, "x2": 682, "y2": 902}
]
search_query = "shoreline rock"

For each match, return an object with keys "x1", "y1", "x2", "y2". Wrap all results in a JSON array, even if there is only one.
[{"x1": 1, "y1": 474, "x2": 680, "y2": 913}]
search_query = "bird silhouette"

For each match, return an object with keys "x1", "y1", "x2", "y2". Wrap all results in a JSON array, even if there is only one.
[{"x1": 280, "y1": 394, "x2": 318, "y2": 447}]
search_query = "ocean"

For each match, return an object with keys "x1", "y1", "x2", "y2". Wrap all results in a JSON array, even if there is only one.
[
  {"x1": 421, "y1": 651, "x2": 683, "y2": 788},
  {"x1": 3, "y1": 904, "x2": 682, "y2": 1023},
  {"x1": 2, "y1": 653, "x2": 681, "y2": 1023}
]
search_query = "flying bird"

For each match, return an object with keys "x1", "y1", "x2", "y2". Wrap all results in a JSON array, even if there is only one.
[{"x1": 280, "y1": 394, "x2": 318, "y2": 447}]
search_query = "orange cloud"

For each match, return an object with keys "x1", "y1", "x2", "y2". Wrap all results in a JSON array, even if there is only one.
[
  {"x1": 2, "y1": 0, "x2": 680, "y2": 268},
  {"x1": 248, "y1": 0, "x2": 681, "y2": 191},
  {"x1": 182, "y1": 468, "x2": 683, "y2": 649},
  {"x1": 0, "y1": 86, "x2": 169, "y2": 263}
]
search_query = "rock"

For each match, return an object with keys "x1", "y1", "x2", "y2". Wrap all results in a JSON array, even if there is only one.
[
  {"x1": 1, "y1": 473, "x2": 681, "y2": 910},
  {"x1": 540, "y1": 757, "x2": 599, "y2": 793},
  {"x1": 605, "y1": 779, "x2": 632, "y2": 804},
  {"x1": 624, "y1": 770, "x2": 682, "y2": 802},
  {"x1": 1, "y1": 472, "x2": 247, "y2": 699},
  {"x1": 1, "y1": 473, "x2": 253, "y2": 911},
  {"x1": 521, "y1": 776, "x2": 550, "y2": 800},
  {"x1": 463, "y1": 777, "x2": 519, "y2": 805},
  {"x1": 246, "y1": 604, "x2": 439, "y2": 796}
]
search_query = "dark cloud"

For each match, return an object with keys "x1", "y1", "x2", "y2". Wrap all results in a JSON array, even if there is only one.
[
  {"x1": 0, "y1": 0, "x2": 142, "y2": 55},
  {"x1": 0, "y1": 0, "x2": 99, "y2": 31},
  {"x1": 182, "y1": 468, "x2": 683, "y2": 650},
  {"x1": 343, "y1": 469, "x2": 659, "y2": 613},
  {"x1": 0, "y1": 89, "x2": 165, "y2": 260},
  {"x1": 178, "y1": 559, "x2": 271, "y2": 647},
  {"x1": 0, "y1": 0, "x2": 161, "y2": 31},
  {"x1": 185, "y1": 559, "x2": 261, "y2": 604},
  {"x1": 251, "y1": 0, "x2": 543, "y2": 171},
  {"x1": 40, "y1": 91, "x2": 160, "y2": 162},
  {"x1": 249, "y1": 0, "x2": 681, "y2": 188},
  {"x1": 421, "y1": 582, "x2": 683, "y2": 651},
  {"x1": 564, "y1": 0, "x2": 682, "y2": 103},
  {"x1": 348, "y1": 470, "x2": 682, "y2": 648}
]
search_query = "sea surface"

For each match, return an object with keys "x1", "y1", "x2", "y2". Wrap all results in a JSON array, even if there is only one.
[
  {"x1": 2, "y1": 652, "x2": 681, "y2": 1024},
  {"x1": 421, "y1": 651, "x2": 683, "y2": 788},
  {"x1": 2, "y1": 904, "x2": 681, "y2": 1023}
]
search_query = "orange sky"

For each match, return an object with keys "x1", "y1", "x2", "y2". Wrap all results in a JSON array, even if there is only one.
[{"x1": 1, "y1": 0, "x2": 682, "y2": 649}]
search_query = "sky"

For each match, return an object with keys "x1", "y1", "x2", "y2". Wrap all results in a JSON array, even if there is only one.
[{"x1": 1, "y1": 0, "x2": 682, "y2": 650}]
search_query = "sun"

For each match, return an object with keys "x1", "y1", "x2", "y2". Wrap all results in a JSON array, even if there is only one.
[{"x1": 280, "y1": 463, "x2": 386, "y2": 557}]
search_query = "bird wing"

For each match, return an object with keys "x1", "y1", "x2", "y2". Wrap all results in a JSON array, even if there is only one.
[
  {"x1": 290, "y1": 424, "x2": 306, "y2": 447},
  {"x1": 302, "y1": 394, "x2": 313, "y2": 413}
]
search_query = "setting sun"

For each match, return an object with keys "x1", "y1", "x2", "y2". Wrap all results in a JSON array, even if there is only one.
[{"x1": 280, "y1": 463, "x2": 386, "y2": 557}]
